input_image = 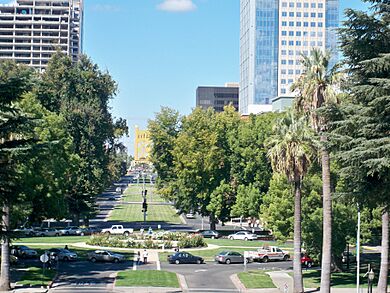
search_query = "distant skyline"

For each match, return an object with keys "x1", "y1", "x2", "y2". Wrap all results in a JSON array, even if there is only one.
[{"x1": 0, "y1": 0, "x2": 370, "y2": 154}]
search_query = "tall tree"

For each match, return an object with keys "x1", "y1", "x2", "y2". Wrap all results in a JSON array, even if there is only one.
[
  {"x1": 148, "y1": 107, "x2": 181, "y2": 195},
  {"x1": 267, "y1": 111, "x2": 316, "y2": 293},
  {"x1": 337, "y1": 1, "x2": 390, "y2": 289},
  {"x1": 291, "y1": 48, "x2": 342, "y2": 292},
  {"x1": 0, "y1": 61, "x2": 34, "y2": 291}
]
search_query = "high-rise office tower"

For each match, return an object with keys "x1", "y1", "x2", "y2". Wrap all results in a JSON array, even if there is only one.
[
  {"x1": 0, "y1": 0, "x2": 83, "y2": 71},
  {"x1": 240, "y1": 0, "x2": 338, "y2": 114},
  {"x1": 196, "y1": 83, "x2": 239, "y2": 112}
]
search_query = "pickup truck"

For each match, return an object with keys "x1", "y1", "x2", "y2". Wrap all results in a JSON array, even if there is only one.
[
  {"x1": 248, "y1": 246, "x2": 290, "y2": 263},
  {"x1": 101, "y1": 225, "x2": 134, "y2": 236}
]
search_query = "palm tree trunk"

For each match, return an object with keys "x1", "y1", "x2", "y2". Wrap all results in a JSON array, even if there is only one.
[
  {"x1": 320, "y1": 136, "x2": 332, "y2": 293},
  {"x1": 0, "y1": 204, "x2": 11, "y2": 291},
  {"x1": 293, "y1": 181, "x2": 304, "y2": 293},
  {"x1": 377, "y1": 209, "x2": 388, "y2": 293}
]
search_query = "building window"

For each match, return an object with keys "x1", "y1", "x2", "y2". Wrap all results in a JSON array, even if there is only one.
[
  {"x1": 281, "y1": 40, "x2": 287, "y2": 45},
  {"x1": 318, "y1": 13, "x2": 323, "y2": 18},
  {"x1": 310, "y1": 41, "x2": 316, "y2": 46},
  {"x1": 282, "y1": 21, "x2": 287, "y2": 26},
  {"x1": 297, "y1": 12, "x2": 302, "y2": 17},
  {"x1": 311, "y1": 3, "x2": 316, "y2": 8},
  {"x1": 311, "y1": 13, "x2": 316, "y2": 17},
  {"x1": 296, "y1": 21, "x2": 302, "y2": 27},
  {"x1": 311, "y1": 31, "x2": 316, "y2": 37},
  {"x1": 289, "y1": 31, "x2": 294, "y2": 36},
  {"x1": 282, "y1": 12, "x2": 287, "y2": 17},
  {"x1": 304, "y1": 12, "x2": 309, "y2": 17},
  {"x1": 303, "y1": 31, "x2": 308, "y2": 37},
  {"x1": 311, "y1": 22, "x2": 316, "y2": 27},
  {"x1": 318, "y1": 41, "x2": 323, "y2": 46},
  {"x1": 304, "y1": 22, "x2": 308, "y2": 27},
  {"x1": 296, "y1": 41, "x2": 301, "y2": 45},
  {"x1": 281, "y1": 69, "x2": 286, "y2": 74},
  {"x1": 281, "y1": 50, "x2": 287, "y2": 55},
  {"x1": 289, "y1": 2, "x2": 294, "y2": 8},
  {"x1": 304, "y1": 3, "x2": 309, "y2": 8},
  {"x1": 288, "y1": 50, "x2": 294, "y2": 55},
  {"x1": 288, "y1": 79, "x2": 294, "y2": 84},
  {"x1": 281, "y1": 79, "x2": 286, "y2": 84},
  {"x1": 296, "y1": 69, "x2": 301, "y2": 74},
  {"x1": 288, "y1": 60, "x2": 294, "y2": 65},
  {"x1": 282, "y1": 2, "x2": 287, "y2": 7},
  {"x1": 282, "y1": 31, "x2": 287, "y2": 36},
  {"x1": 281, "y1": 88, "x2": 287, "y2": 94},
  {"x1": 289, "y1": 21, "x2": 294, "y2": 26},
  {"x1": 318, "y1": 22, "x2": 323, "y2": 27},
  {"x1": 289, "y1": 40, "x2": 294, "y2": 45},
  {"x1": 303, "y1": 41, "x2": 308, "y2": 46},
  {"x1": 289, "y1": 12, "x2": 294, "y2": 17},
  {"x1": 318, "y1": 3, "x2": 324, "y2": 8},
  {"x1": 288, "y1": 69, "x2": 294, "y2": 74},
  {"x1": 296, "y1": 31, "x2": 302, "y2": 36},
  {"x1": 297, "y1": 2, "x2": 302, "y2": 8},
  {"x1": 318, "y1": 32, "x2": 323, "y2": 37},
  {"x1": 281, "y1": 60, "x2": 287, "y2": 65}
]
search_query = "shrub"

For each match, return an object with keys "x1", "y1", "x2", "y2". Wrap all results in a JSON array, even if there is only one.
[{"x1": 177, "y1": 235, "x2": 206, "y2": 248}]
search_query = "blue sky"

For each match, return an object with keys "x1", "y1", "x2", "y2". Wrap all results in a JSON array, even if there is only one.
[
  {"x1": 82, "y1": 0, "x2": 369, "y2": 154},
  {"x1": 0, "y1": 0, "x2": 370, "y2": 153}
]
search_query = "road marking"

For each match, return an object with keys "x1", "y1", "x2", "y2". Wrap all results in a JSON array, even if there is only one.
[{"x1": 194, "y1": 269, "x2": 207, "y2": 273}]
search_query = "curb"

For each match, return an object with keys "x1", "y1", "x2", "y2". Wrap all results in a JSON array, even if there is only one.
[
  {"x1": 230, "y1": 274, "x2": 246, "y2": 292},
  {"x1": 177, "y1": 273, "x2": 188, "y2": 292}
]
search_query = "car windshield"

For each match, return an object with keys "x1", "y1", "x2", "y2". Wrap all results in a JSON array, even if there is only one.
[
  {"x1": 20, "y1": 246, "x2": 29, "y2": 250},
  {"x1": 219, "y1": 251, "x2": 229, "y2": 255}
]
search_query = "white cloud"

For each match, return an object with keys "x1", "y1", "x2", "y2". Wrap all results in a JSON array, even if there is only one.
[{"x1": 157, "y1": 0, "x2": 197, "y2": 13}]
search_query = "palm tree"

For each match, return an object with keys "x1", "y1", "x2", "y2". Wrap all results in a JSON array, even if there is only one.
[
  {"x1": 291, "y1": 48, "x2": 342, "y2": 293},
  {"x1": 267, "y1": 110, "x2": 316, "y2": 293}
]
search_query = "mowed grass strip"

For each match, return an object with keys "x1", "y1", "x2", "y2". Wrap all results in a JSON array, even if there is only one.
[
  {"x1": 13, "y1": 235, "x2": 89, "y2": 244},
  {"x1": 110, "y1": 202, "x2": 181, "y2": 224},
  {"x1": 116, "y1": 270, "x2": 179, "y2": 287},
  {"x1": 16, "y1": 267, "x2": 56, "y2": 287},
  {"x1": 122, "y1": 185, "x2": 164, "y2": 202},
  {"x1": 237, "y1": 271, "x2": 276, "y2": 289},
  {"x1": 204, "y1": 238, "x2": 292, "y2": 248}
]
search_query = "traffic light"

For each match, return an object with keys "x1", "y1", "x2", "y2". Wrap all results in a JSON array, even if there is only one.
[
  {"x1": 142, "y1": 199, "x2": 148, "y2": 213},
  {"x1": 144, "y1": 189, "x2": 148, "y2": 196}
]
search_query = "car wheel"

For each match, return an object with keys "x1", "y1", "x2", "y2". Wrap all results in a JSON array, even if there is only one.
[
  {"x1": 283, "y1": 255, "x2": 289, "y2": 261},
  {"x1": 196, "y1": 259, "x2": 201, "y2": 264},
  {"x1": 80, "y1": 232, "x2": 85, "y2": 236},
  {"x1": 229, "y1": 236, "x2": 234, "y2": 240},
  {"x1": 225, "y1": 259, "x2": 231, "y2": 265},
  {"x1": 90, "y1": 257, "x2": 97, "y2": 263},
  {"x1": 262, "y1": 256, "x2": 268, "y2": 263},
  {"x1": 244, "y1": 237, "x2": 248, "y2": 241},
  {"x1": 105, "y1": 232, "x2": 110, "y2": 236},
  {"x1": 55, "y1": 233, "x2": 59, "y2": 237},
  {"x1": 113, "y1": 258, "x2": 119, "y2": 263},
  {"x1": 307, "y1": 262, "x2": 313, "y2": 268},
  {"x1": 175, "y1": 259, "x2": 180, "y2": 265},
  {"x1": 65, "y1": 232, "x2": 69, "y2": 235},
  {"x1": 63, "y1": 256, "x2": 69, "y2": 261},
  {"x1": 211, "y1": 236, "x2": 215, "y2": 239},
  {"x1": 124, "y1": 231, "x2": 129, "y2": 237}
]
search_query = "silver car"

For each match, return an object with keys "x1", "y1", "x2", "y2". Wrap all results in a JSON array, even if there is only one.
[
  {"x1": 215, "y1": 251, "x2": 245, "y2": 264},
  {"x1": 88, "y1": 250, "x2": 125, "y2": 263},
  {"x1": 37, "y1": 228, "x2": 60, "y2": 237},
  {"x1": 48, "y1": 248, "x2": 78, "y2": 261},
  {"x1": 228, "y1": 231, "x2": 258, "y2": 241},
  {"x1": 59, "y1": 226, "x2": 83, "y2": 236}
]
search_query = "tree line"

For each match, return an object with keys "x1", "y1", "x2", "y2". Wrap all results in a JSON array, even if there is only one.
[
  {"x1": 0, "y1": 53, "x2": 128, "y2": 290},
  {"x1": 148, "y1": 1, "x2": 389, "y2": 292}
]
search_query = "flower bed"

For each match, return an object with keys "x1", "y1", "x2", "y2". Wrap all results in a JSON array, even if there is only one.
[{"x1": 86, "y1": 233, "x2": 206, "y2": 249}]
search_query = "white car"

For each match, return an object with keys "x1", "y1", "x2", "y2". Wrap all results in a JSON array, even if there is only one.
[
  {"x1": 228, "y1": 231, "x2": 258, "y2": 241},
  {"x1": 36, "y1": 228, "x2": 60, "y2": 237},
  {"x1": 59, "y1": 226, "x2": 83, "y2": 236}
]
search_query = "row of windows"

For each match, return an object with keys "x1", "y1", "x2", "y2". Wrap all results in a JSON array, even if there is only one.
[
  {"x1": 282, "y1": 12, "x2": 323, "y2": 18},
  {"x1": 281, "y1": 40, "x2": 323, "y2": 47},
  {"x1": 281, "y1": 79, "x2": 294, "y2": 84},
  {"x1": 282, "y1": 31, "x2": 323, "y2": 37},
  {"x1": 282, "y1": 2, "x2": 324, "y2": 9},
  {"x1": 281, "y1": 59, "x2": 301, "y2": 65},
  {"x1": 281, "y1": 69, "x2": 302, "y2": 75},
  {"x1": 282, "y1": 21, "x2": 324, "y2": 27}
]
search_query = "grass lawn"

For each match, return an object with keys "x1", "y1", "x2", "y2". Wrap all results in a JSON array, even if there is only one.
[
  {"x1": 205, "y1": 238, "x2": 291, "y2": 249},
  {"x1": 159, "y1": 247, "x2": 249, "y2": 262},
  {"x1": 116, "y1": 270, "x2": 179, "y2": 287},
  {"x1": 122, "y1": 185, "x2": 164, "y2": 203},
  {"x1": 13, "y1": 235, "x2": 89, "y2": 244},
  {"x1": 295, "y1": 270, "x2": 371, "y2": 288},
  {"x1": 109, "y1": 203, "x2": 181, "y2": 224},
  {"x1": 16, "y1": 267, "x2": 56, "y2": 287},
  {"x1": 237, "y1": 271, "x2": 276, "y2": 289}
]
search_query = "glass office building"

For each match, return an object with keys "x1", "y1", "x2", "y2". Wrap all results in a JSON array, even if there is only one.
[{"x1": 239, "y1": 0, "x2": 339, "y2": 114}]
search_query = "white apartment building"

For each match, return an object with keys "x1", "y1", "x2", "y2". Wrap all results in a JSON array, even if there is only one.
[
  {"x1": 240, "y1": 0, "x2": 338, "y2": 114},
  {"x1": 0, "y1": 0, "x2": 83, "y2": 71}
]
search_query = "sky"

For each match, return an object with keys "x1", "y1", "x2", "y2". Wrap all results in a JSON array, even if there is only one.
[
  {"x1": 0, "y1": 0, "x2": 370, "y2": 154},
  {"x1": 81, "y1": 0, "x2": 369, "y2": 154}
]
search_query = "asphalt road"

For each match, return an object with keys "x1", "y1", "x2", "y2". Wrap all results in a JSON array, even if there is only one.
[{"x1": 161, "y1": 260, "x2": 293, "y2": 292}]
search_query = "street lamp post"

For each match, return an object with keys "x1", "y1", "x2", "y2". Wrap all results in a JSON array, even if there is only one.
[{"x1": 357, "y1": 204, "x2": 361, "y2": 293}]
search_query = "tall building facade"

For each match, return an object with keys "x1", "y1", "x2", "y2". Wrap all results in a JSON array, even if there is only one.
[
  {"x1": 196, "y1": 83, "x2": 239, "y2": 112},
  {"x1": 0, "y1": 0, "x2": 83, "y2": 71},
  {"x1": 239, "y1": 0, "x2": 338, "y2": 114}
]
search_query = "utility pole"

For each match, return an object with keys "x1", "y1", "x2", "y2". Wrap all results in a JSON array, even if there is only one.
[{"x1": 357, "y1": 204, "x2": 361, "y2": 293}]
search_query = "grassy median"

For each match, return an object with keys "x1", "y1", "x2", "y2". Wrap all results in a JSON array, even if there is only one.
[
  {"x1": 122, "y1": 185, "x2": 165, "y2": 202},
  {"x1": 116, "y1": 270, "x2": 179, "y2": 287},
  {"x1": 237, "y1": 270, "x2": 276, "y2": 289},
  {"x1": 16, "y1": 267, "x2": 56, "y2": 287}
]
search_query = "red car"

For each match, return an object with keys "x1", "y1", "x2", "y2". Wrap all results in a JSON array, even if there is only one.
[{"x1": 301, "y1": 253, "x2": 314, "y2": 268}]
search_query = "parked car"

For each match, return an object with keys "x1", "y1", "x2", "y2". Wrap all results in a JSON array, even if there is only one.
[
  {"x1": 36, "y1": 228, "x2": 60, "y2": 237},
  {"x1": 228, "y1": 231, "x2": 258, "y2": 241},
  {"x1": 48, "y1": 248, "x2": 78, "y2": 261},
  {"x1": 10, "y1": 245, "x2": 37, "y2": 258},
  {"x1": 13, "y1": 226, "x2": 36, "y2": 237},
  {"x1": 301, "y1": 253, "x2": 314, "y2": 268},
  {"x1": 185, "y1": 213, "x2": 196, "y2": 219},
  {"x1": 80, "y1": 227, "x2": 100, "y2": 235},
  {"x1": 88, "y1": 250, "x2": 125, "y2": 263},
  {"x1": 0, "y1": 253, "x2": 18, "y2": 265},
  {"x1": 215, "y1": 251, "x2": 245, "y2": 264},
  {"x1": 59, "y1": 226, "x2": 83, "y2": 236},
  {"x1": 200, "y1": 230, "x2": 220, "y2": 239},
  {"x1": 248, "y1": 246, "x2": 290, "y2": 262},
  {"x1": 101, "y1": 225, "x2": 133, "y2": 236},
  {"x1": 168, "y1": 252, "x2": 204, "y2": 264},
  {"x1": 342, "y1": 251, "x2": 356, "y2": 263}
]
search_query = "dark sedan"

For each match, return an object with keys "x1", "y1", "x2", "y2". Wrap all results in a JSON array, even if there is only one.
[
  {"x1": 200, "y1": 230, "x2": 220, "y2": 239},
  {"x1": 168, "y1": 252, "x2": 204, "y2": 265}
]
